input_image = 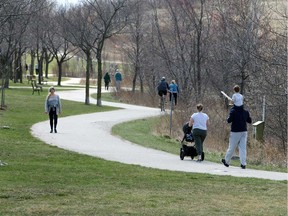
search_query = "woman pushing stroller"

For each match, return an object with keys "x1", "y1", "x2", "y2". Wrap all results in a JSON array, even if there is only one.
[{"x1": 187, "y1": 104, "x2": 209, "y2": 162}]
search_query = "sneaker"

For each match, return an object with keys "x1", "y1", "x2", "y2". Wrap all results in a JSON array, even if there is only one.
[
  {"x1": 221, "y1": 159, "x2": 229, "y2": 167},
  {"x1": 50, "y1": 129, "x2": 53, "y2": 133},
  {"x1": 54, "y1": 129, "x2": 57, "y2": 133},
  {"x1": 241, "y1": 164, "x2": 246, "y2": 169}
]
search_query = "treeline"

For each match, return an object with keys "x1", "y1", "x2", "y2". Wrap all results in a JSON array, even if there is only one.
[{"x1": 0, "y1": 0, "x2": 286, "y2": 157}]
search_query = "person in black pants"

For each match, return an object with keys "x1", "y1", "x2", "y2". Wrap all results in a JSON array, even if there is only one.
[
  {"x1": 103, "y1": 72, "x2": 111, "y2": 90},
  {"x1": 169, "y1": 80, "x2": 179, "y2": 106},
  {"x1": 45, "y1": 87, "x2": 61, "y2": 133}
]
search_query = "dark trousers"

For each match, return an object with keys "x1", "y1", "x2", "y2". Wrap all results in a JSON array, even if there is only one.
[
  {"x1": 49, "y1": 109, "x2": 58, "y2": 130},
  {"x1": 104, "y1": 81, "x2": 110, "y2": 90},
  {"x1": 192, "y1": 128, "x2": 207, "y2": 156},
  {"x1": 169, "y1": 93, "x2": 178, "y2": 105}
]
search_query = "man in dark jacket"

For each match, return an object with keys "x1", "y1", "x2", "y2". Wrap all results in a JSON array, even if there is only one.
[
  {"x1": 222, "y1": 106, "x2": 252, "y2": 169},
  {"x1": 157, "y1": 77, "x2": 169, "y2": 97}
]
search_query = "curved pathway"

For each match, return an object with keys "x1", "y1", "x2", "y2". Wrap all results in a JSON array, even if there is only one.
[{"x1": 31, "y1": 89, "x2": 287, "y2": 181}]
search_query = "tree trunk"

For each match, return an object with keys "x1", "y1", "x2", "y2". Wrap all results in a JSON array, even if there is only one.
[
  {"x1": 140, "y1": 74, "x2": 144, "y2": 93},
  {"x1": 45, "y1": 61, "x2": 49, "y2": 79},
  {"x1": 85, "y1": 51, "x2": 91, "y2": 105},
  {"x1": 30, "y1": 50, "x2": 35, "y2": 76},
  {"x1": 38, "y1": 58, "x2": 43, "y2": 85},
  {"x1": 57, "y1": 61, "x2": 62, "y2": 86},
  {"x1": 132, "y1": 65, "x2": 138, "y2": 92},
  {"x1": 96, "y1": 49, "x2": 102, "y2": 106}
]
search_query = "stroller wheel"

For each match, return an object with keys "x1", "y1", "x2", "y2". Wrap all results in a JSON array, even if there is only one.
[
  {"x1": 201, "y1": 152, "x2": 205, "y2": 161},
  {"x1": 180, "y1": 148, "x2": 185, "y2": 160}
]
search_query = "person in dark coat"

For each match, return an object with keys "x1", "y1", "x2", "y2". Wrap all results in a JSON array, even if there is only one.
[
  {"x1": 103, "y1": 72, "x2": 111, "y2": 90},
  {"x1": 222, "y1": 105, "x2": 252, "y2": 169}
]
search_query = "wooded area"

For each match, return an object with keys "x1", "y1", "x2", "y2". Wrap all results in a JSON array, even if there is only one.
[{"x1": 0, "y1": 0, "x2": 287, "y2": 161}]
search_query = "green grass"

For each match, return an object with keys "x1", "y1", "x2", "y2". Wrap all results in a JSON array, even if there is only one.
[
  {"x1": 112, "y1": 118, "x2": 179, "y2": 154},
  {"x1": 0, "y1": 87, "x2": 287, "y2": 215},
  {"x1": 91, "y1": 92, "x2": 118, "y2": 102}
]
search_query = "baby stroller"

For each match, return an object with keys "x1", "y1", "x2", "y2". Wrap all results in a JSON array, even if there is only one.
[{"x1": 180, "y1": 122, "x2": 205, "y2": 161}]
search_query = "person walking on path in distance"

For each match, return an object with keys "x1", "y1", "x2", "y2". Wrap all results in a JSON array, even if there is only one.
[
  {"x1": 45, "y1": 86, "x2": 61, "y2": 133},
  {"x1": 231, "y1": 85, "x2": 244, "y2": 107},
  {"x1": 114, "y1": 69, "x2": 122, "y2": 91},
  {"x1": 103, "y1": 72, "x2": 111, "y2": 90},
  {"x1": 188, "y1": 104, "x2": 209, "y2": 162},
  {"x1": 221, "y1": 105, "x2": 252, "y2": 169},
  {"x1": 169, "y1": 80, "x2": 179, "y2": 106}
]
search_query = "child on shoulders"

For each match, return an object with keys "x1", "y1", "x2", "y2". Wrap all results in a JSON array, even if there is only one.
[{"x1": 231, "y1": 85, "x2": 244, "y2": 107}]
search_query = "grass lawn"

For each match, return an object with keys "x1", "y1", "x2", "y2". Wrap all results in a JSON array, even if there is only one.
[
  {"x1": 91, "y1": 92, "x2": 119, "y2": 102},
  {"x1": 0, "y1": 87, "x2": 287, "y2": 216}
]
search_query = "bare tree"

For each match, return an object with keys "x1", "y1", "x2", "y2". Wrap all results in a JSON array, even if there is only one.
[
  {"x1": 120, "y1": 0, "x2": 148, "y2": 93},
  {"x1": 208, "y1": 0, "x2": 266, "y2": 95},
  {"x1": 150, "y1": 0, "x2": 211, "y2": 102},
  {"x1": 0, "y1": 0, "x2": 33, "y2": 108},
  {"x1": 45, "y1": 7, "x2": 77, "y2": 86},
  {"x1": 62, "y1": 4, "x2": 99, "y2": 104},
  {"x1": 256, "y1": 1, "x2": 287, "y2": 154},
  {"x1": 27, "y1": 0, "x2": 52, "y2": 84},
  {"x1": 62, "y1": 0, "x2": 128, "y2": 105},
  {"x1": 85, "y1": 0, "x2": 128, "y2": 106}
]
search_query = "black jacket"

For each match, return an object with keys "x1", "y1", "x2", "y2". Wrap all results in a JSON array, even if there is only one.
[
  {"x1": 157, "y1": 80, "x2": 169, "y2": 91},
  {"x1": 227, "y1": 106, "x2": 252, "y2": 132},
  {"x1": 104, "y1": 73, "x2": 111, "y2": 82}
]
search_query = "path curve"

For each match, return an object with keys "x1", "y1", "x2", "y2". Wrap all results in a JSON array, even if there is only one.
[{"x1": 31, "y1": 89, "x2": 287, "y2": 181}]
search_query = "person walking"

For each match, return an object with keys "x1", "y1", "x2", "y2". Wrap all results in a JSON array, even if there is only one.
[
  {"x1": 45, "y1": 86, "x2": 61, "y2": 133},
  {"x1": 103, "y1": 72, "x2": 111, "y2": 90},
  {"x1": 114, "y1": 69, "x2": 122, "y2": 91},
  {"x1": 221, "y1": 105, "x2": 252, "y2": 169},
  {"x1": 188, "y1": 104, "x2": 209, "y2": 162},
  {"x1": 169, "y1": 80, "x2": 179, "y2": 106}
]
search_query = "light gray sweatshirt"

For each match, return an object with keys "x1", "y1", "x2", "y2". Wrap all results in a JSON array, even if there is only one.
[{"x1": 45, "y1": 94, "x2": 61, "y2": 115}]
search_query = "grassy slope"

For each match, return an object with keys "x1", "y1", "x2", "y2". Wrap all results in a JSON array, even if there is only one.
[{"x1": 0, "y1": 87, "x2": 286, "y2": 216}]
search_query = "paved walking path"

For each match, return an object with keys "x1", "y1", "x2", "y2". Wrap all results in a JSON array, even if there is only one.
[{"x1": 31, "y1": 89, "x2": 287, "y2": 181}]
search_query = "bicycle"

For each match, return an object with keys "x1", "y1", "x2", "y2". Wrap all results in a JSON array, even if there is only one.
[{"x1": 160, "y1": 95, "x2": 166, "y2": 112}]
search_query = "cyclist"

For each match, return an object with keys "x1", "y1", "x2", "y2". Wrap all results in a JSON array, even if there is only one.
[{"x1": 157, "y1": 77, "x2": 169, "y2": 101}]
